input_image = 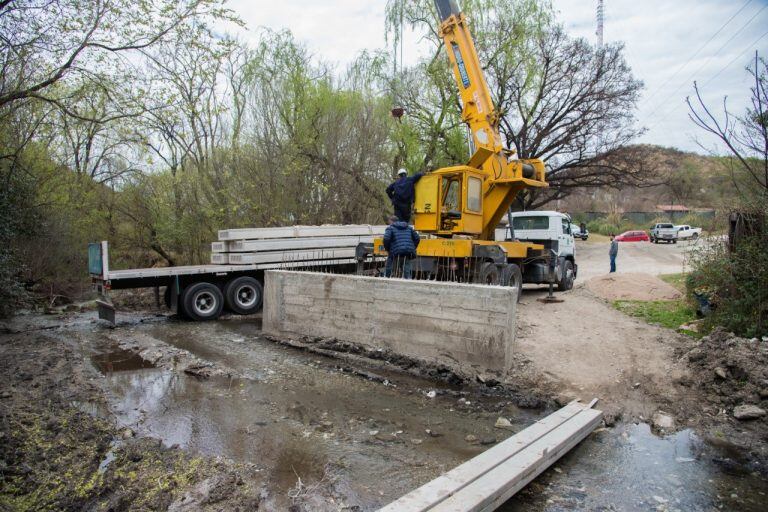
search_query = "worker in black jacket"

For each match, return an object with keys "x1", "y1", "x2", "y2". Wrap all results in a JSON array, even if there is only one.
[{"x1": 386, "y1": 168, "x2": 424, "y2": 223}]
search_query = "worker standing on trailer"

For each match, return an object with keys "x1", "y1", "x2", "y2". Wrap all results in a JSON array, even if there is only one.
[
  {"x1": 383, "y1": 219, "x2": 420, "y2": 279},
  {"x1": 386, "y1": 168, "x2": 424, "y2": 223},
  {"x1": 609, "y1": 234, "x2": 619, "y2": 273}
]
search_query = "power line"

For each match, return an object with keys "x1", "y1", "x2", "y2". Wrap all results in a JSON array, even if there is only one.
[
  {"x1": 641, "y1": 0, "x2": 754, "y2": 106},
  {"x1": 643, "y1": 2, "x2": 768, "y2": 121},
  {"x1": 645, "y1": 28, "x2": 768, "y2": 133},
  {"x1": 702, "y1": 28, "x2": 768, "y2": 86}
]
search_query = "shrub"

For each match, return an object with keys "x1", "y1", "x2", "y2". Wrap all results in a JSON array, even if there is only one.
[{"x1": 686, "y1": 203, "x2": 767, "y2": 337}]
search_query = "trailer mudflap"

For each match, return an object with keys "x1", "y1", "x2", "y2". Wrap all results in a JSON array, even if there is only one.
[{"x1": 96, "y1": 300, "x2": 116, "y2": 324}]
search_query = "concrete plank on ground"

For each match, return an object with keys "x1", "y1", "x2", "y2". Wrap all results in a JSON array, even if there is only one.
[
  {"x1": 379, "y1": 402, "x2": 602, "y2": 512},
  {"x1": 432, "y1": 408, "x2": 602, "y2": 511}
]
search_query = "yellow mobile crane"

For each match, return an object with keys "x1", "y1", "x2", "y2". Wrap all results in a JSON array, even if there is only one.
[{"x1": 362, "y1": 0, "x2": 560, "y2": 289}]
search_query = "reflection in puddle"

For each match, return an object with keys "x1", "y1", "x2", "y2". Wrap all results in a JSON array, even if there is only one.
[{"x1": 91, "y1": 346, "x2": 155, "y2": 374}]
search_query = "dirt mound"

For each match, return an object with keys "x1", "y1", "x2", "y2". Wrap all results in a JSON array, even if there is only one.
[
  {"x1": 682, "y1": 328, "x2": 768, "y2": 412},
  {"x1": 586, "y1": 273, "x2": 683, "y2": 301}
]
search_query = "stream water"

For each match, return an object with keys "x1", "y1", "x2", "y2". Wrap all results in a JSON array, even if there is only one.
[{"x1": 77, "y1": 317, "x2": 767, "y2": 511}]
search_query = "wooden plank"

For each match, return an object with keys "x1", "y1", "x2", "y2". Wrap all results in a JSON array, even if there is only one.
[
  {"x1": 378, "y1": 402, "x2": 589, "y2": 512},
  {"x1": 432, "y1": 409, "x2": 602, "y2": 512},
  {"x1": 218, "y1": 224, "x2": 386, "y2": 241},
  {"x1": 228, "y1": 236, "x2": 374, "y2": 252}
]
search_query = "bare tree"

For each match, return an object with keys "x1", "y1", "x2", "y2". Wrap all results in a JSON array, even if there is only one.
[
  {"x1": 498, "y1": 27, "x2": 647, "y2": 209},
  {"x1": 687, "y1": 52, "x2": 768, "y2": 198}
]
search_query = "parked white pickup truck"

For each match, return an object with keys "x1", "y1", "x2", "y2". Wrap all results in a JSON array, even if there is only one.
[
  {"x1": 650, "y1": 223, "x2": 679, "y2": 244},
  {"x1": 675, "y1": 225, "x2": 702, "y2": 240}
]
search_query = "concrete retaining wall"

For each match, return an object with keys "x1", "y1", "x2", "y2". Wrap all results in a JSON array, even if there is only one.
[{"x1": 263, "y1": 271, "x2": 518, "y2": 377}]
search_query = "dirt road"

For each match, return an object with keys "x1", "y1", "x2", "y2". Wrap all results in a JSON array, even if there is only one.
[{"x1": 515, "y1": 240, "x2": 691, "y2": 418}]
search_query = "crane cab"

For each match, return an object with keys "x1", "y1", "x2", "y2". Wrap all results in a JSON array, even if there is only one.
[{"x1": 413, "y1": 167, "x2": 484, "y2": 236}]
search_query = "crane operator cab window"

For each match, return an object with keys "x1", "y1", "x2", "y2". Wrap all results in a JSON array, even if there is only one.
[
  {"x1": 467, "y1": 176, "x2": 482, "y2": 212},
  {"x1": 442, "y1": 176, "x2": 462, "y2": 218}
]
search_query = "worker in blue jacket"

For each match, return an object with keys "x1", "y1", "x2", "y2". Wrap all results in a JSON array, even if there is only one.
[
  {"x1": 386, "y1": 168, "x2": 424, "y2": 223},
  {"x1": 383, "y1": 218, "x2": 420, "y2": 279}
]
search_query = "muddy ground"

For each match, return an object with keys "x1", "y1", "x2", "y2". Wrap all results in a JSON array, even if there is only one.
[{"x1": 1, "y1": 239, "x2": 767, "y2": 511}]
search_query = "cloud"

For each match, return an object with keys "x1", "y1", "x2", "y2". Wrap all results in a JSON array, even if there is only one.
[
  {"x1": 222, "y1": 0, "x2": 768, "y2": 153},
  {"x1": 552, "y1": 0, "x2": 768, "y2": 153}
]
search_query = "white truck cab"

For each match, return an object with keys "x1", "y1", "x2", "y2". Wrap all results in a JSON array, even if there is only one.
[{"x1": 496, "y1": 211, "x2": 577, "y2": 291}]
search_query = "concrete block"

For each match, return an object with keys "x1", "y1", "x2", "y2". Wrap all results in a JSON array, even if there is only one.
[{"x1": 263, "y1": 271, "x2": 518, "y2": 377}]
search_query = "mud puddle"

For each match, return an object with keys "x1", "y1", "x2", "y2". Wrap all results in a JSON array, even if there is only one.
[{"x1": 77, "y1": 317, "x2": 768, "y2": 510}]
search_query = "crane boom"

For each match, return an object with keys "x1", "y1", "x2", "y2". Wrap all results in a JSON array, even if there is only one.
[{"x1": 434, "y1": 0, "x2": 503, "y2": 156}]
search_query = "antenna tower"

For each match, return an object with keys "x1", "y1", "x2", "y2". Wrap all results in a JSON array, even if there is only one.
[{"x1": 596, "y1": 0, "x2": 604, "y2": 47}]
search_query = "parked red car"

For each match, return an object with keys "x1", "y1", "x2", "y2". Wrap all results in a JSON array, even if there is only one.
[{"x1": 615, "y1": 230, "x2": 650, "y2": 242}]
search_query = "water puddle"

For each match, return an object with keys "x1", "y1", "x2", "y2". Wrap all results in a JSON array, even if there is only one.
[
  {"x1": 91, "y1": 345, "x2": 156, "y2": 374},
  {"x1": 505, "y1": 423, "x2": 768, "y2": 511}
]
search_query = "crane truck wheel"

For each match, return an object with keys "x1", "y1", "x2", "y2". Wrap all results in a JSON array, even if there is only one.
[
  {"x1": 501, "y1": 264, "x2": 523, "y2": 303},
  {"x1": 558, "y1": 260, "x2": 575, "y2": 291},
  {"x1": 476, "y1": 262, "x2": 501, "y2": 286},
  {"x1": 224, "y1": 276, "x2": 263, "y2": 315},
  {"x1": 181, "y1": 282, "x2": 224, "y2": 321}
]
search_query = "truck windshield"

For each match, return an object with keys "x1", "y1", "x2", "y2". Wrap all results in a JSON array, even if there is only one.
[
  {"x1": 658, "y1": 224, "x2": 673, "y2": 229},
  {"x1": 512, "y1": 216, "x2": 550, "y2": 230}
]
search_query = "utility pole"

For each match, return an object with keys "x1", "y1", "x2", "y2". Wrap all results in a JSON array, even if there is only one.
[{"x1": 596, "y1": 0, "x2": 604, "y2": 48}]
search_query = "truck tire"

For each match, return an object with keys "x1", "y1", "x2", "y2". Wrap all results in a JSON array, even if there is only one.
[
  {"x1": 181, "y1": 282, "x2": 224, "y2": 321},
  {"x1": 501, "y1": 264, "x2": 523, "y2": 303},
  {"x1": 692, "y1": 232, "x2": 699, "y2": 240},
  {"x1": 558, "y1": 260, "x2": 575, "y2": 291},
  {"x1": 476, "y1": 262, "x2": 500, "y2": 286},
  {"x1": 224, "y1": 276, "x2": 263, "y2": 315}
]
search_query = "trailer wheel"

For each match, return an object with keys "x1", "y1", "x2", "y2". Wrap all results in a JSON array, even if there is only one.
[
  {"x1": 501, "y1": 264, "x2": 523, "y2": 303},
  {"x1": 558, "y1": 260, "x2": 575, "y2": 291},
  {"x1": 224, "y1": 277, "x2": 263, "y2": 315},
  {"x1": 476, "y1": 262, "x2": 501, "y2": 286},
  {"x1": 181, "y1": 282, "x2": 224, "y2": 321}
]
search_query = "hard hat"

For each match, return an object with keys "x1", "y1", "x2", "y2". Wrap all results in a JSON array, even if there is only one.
[{"x1": 397, "y1": 168, "x2": 407, "y2": 176}]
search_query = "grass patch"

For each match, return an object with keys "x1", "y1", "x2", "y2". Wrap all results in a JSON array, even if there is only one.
[
  {"x1": 613, "y1": 299, "x2": 701, "y2": 336},
  {"x1": 659, "y1": 273, "x2": 687, "y2": 293}
]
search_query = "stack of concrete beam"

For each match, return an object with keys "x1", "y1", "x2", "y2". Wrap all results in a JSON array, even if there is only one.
[{"x1": 210, "y1": 224, "x2": 386, "y2": 265}]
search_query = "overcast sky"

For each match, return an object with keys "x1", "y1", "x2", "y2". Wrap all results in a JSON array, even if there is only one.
[{"x1": 223, "y1": 0, "x2": 768, "y2": 154}]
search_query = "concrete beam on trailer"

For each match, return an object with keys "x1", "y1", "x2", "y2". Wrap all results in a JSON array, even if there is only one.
[
  {"x1": 379, "y1": 401, "x2": 602, "y2": 512},
  {"x1": 218, "y1": 235, "x2": 376, "y2": 253},
  {"x1": 218, "y1": 224, "x2": 386, "y2": 241},
  {"x1": 222, "y1": 248, "x2": 358, "y2": 265}
]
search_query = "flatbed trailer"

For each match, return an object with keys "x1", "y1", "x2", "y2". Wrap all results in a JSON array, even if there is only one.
[{"x1": 88, "y1": 241, "x2": 359, "y2": 323}]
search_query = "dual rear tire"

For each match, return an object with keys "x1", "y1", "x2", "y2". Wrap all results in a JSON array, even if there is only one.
[{"x1": 172, "y1": 277, "x2": 264, "y2": 321}]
